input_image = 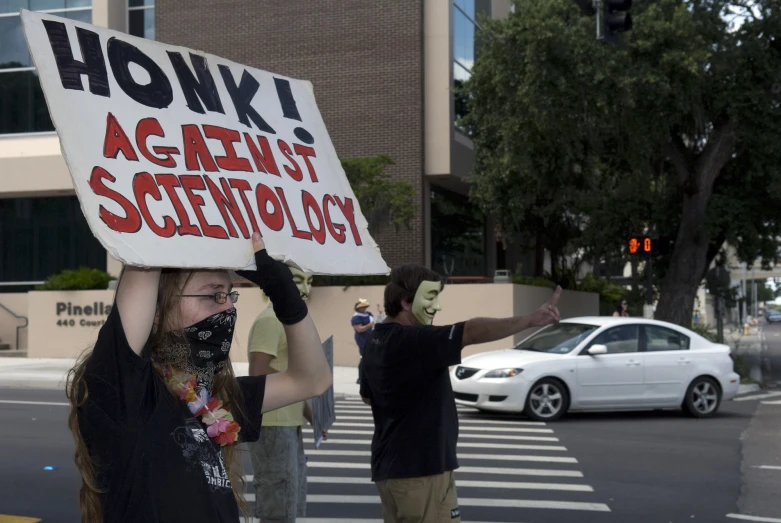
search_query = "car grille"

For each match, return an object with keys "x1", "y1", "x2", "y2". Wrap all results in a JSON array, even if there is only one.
[
  {"x1": 454, "y1": 366, "x2": 479, "y2": 380},
  {"x1": 454, "y1": 392, "x2": 478, "y2": 403}
]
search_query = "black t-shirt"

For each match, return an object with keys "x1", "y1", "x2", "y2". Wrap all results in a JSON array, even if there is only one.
[
  {"x1": 359, "y1": 321, "x2": 465, "y2": 482},
  {"x1": 79, "y1": 304, "x2": 266, "y2": 523}
]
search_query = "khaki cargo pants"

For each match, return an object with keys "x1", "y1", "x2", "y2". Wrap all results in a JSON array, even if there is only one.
[{"x1": 375, "y1": 471, "x2": 461, "y2": 523}]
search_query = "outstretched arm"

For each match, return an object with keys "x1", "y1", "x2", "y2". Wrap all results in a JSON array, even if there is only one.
[{"x1": 462, "y1": 287, "x2": 562, "y2": 347}]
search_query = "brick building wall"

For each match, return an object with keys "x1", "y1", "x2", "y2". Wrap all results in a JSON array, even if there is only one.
[{"x1": 156, "y1": 0, "x2": 426, "y2": 269}]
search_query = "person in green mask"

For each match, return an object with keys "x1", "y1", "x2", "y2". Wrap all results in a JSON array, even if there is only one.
[
  {"x1": 359, "y1": 264, "x2": 561, "y2": 523},
  {"x1": 247, "y1": 266, "x2": 328, "y2": 523}
]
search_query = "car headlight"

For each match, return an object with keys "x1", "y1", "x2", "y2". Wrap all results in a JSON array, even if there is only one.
[{"x1": 483, "y1": 368, "x2": 523, "y2": 378}]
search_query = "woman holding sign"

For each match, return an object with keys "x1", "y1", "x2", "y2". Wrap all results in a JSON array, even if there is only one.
[{"x1": 65, "y1": 232, "x2": 332, "y2": 523}]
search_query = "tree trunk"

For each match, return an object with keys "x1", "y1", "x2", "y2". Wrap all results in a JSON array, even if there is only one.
[
  {"x1": 655, "y1": 119, "x2": 736, "y2": 326},
  {"x1": 654, "y1": 193, "x2": 711, "y2": 325},
  {"x1": 534, "y1": 232, "x2": 545, "y2": 277}
]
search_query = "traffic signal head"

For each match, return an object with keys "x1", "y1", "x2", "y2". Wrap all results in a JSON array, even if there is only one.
[
  {"x1": 602, "y1": 0, "x2": 632, "y2": 43},
  {"x1": 628, "y1": 236, "x2": 655, "y2": 256}
]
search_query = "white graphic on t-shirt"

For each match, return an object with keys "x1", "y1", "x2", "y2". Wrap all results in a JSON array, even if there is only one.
[{"x1": 172, "y1": 418, "x2": 232, "y2": 491}]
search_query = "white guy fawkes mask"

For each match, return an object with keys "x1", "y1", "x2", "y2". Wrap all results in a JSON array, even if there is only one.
[
  {"x1": 290, "y1": 267, "x2": 314, "y2": 301},
  {"x1": 412, "y1": 280, "x2": 443, "y2": 325}
]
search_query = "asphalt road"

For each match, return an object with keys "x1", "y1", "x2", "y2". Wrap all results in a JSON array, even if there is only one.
[{"x1": 0, "y1": 388, "x2": 770, "y2": 523}]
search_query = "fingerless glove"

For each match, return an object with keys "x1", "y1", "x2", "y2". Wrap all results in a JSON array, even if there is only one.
[{"x1": 236, "y1": 250, "x2": 308, "y2": 325}]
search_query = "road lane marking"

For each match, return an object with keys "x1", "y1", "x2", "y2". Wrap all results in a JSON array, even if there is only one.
[
  {"x1": 296, "y1": 462, "x2": 584, "y2": 477},
  {"x1": 243, "y1": 491, "x2": 612, "y2": 512},
  {"x1": 244, "y1": 475, "x2": 593, "y2": 492},
  {"x1": 0, "y1": 516, "x2": 42, "y2": 523},
  {"x1": 305, "y1": 438, "x2": 570, "y2": 454},
  {"x1": 727, "y1": 514, "x2": 781, "y2": 522},
  {"x1": 734, "y1": 391, "x2": 781, "y2": 402},
  {"x1": 300, "y1": 449, "x2": 580, "y2": 465},
  {"x1": 304, "y1": 421, "x2": 559, "y2": 443},
  {"x1": 761, "y1": 400, "x2": 781, "y2": 405},
  {"x1": 753, "y1": 465, "x2": 781, "y2": 470},
  {"x1": 0, "y1": 399, "x2": 68, "y2": 407},
  {"x1": 303, "y1": 427, "x2": 559, "y2": 442},
  {"x1": 289, "y1": 495, "x2": 610, "y2": 512},
  {"x1": 333, "y1": 413, "x2": 547, "y2": 427}
]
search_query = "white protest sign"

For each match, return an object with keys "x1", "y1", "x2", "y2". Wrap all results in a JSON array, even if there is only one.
[{"x1": 21, "y1": 10, "x2": 389, "y2": 275}]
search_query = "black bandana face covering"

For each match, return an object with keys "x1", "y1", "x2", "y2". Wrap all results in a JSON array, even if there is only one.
[{"x1": 155, "y1": 308, "x2": 237, "y2": 394}]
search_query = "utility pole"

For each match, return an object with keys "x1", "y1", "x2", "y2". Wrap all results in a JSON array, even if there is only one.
[
  {"x1": 571, "y1": 0, "x2": 632, "y2": 42},
  {"x1": 742, "y1": 263, "x2": 747, "y2": 323},
  {"x1": 752, "y1": 267, "x2": 757, "y2": 317}
]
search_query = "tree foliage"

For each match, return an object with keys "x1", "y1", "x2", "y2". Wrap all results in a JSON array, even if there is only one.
[
  {"x1": 340, "y1": 155, "x2": 415, "y2": 235},
  {"x1": 462, "y1": 0, "x2": 781, "y2": 325}
]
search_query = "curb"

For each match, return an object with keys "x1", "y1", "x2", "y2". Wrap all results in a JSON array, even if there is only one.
[{"x1": 738, "y1": 384, "x2": 761, "y2": 395}]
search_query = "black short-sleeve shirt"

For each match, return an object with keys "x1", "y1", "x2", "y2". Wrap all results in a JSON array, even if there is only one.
[
  {"x1": 359, "y1": 321, "x2": 465, "y2": 482},
  {"x1": 79, "y1": 304, "x2": 266, "y2": 522}
]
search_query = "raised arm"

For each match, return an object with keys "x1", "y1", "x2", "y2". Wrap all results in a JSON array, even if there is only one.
[
  {"x1": 115, "y1": 266, "x2": 161, "y2": 355},
  {"x1": 237, "y1": 234, "x2": 332, "y2": 414},
  {"x1": 462, "y1": 286, "x2": 562, "y2": 347}
]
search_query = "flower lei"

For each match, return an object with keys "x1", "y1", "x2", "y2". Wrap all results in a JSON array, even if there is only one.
[{"x1": 156, "y1": 363, "x2": 241, "y2": 446}]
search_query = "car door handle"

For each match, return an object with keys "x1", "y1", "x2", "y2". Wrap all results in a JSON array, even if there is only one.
[
  {"x1": 677, "y1": 358, "x2": 691, "y2": 364},
  {"x1": 626, "y1": 359, "x2": 641, "y2": 367}
]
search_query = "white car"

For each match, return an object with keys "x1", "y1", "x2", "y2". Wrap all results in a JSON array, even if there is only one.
[{"x1": 451, "y1": 317, "x2": 740, "y2": 421}]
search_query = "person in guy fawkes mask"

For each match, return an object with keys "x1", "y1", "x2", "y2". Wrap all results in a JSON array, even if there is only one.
[
  {"x1": 360, "y1": 264, "x2": 562, "y2": 523},
  {"x1": 247, "y1": 266, "x2": 329, "y2": 523},
  {"x1": 65, "y1": 233, "x2": 332, "y2": 523}
]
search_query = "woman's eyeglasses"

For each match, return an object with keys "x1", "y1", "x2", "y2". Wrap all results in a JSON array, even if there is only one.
[{"x1": 181, "y1": 291, "x2": 240, "y2": 304}]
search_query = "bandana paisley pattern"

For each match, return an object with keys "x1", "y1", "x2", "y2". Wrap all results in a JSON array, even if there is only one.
[{"x1": 154, "y1": 308, "x2": 236, "y2": 396}]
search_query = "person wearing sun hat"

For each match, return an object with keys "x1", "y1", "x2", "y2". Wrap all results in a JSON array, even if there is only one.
[{"x1": 351, "y1": 298, "x2": 375, "y2": 384}]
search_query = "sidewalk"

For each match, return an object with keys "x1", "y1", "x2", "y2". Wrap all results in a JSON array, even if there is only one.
[{"x1": 0, "y1": 358, "x2": 361, "y2": 398}]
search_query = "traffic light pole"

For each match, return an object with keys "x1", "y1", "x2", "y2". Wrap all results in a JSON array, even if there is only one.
[
  {"x1": 593, "y1": 0, "x2": 604, "y2": 40},
  {"x1": 647, "y1": 255, "x2": 653, "y2": 305}
]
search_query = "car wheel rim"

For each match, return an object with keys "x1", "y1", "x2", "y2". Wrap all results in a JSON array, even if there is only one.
[
  {"x1": 692, "y1": 382, "x2": 718, "y2": 414},
  {"x1": 529, "y1": 383, "x2": 563, "y2": 418}
]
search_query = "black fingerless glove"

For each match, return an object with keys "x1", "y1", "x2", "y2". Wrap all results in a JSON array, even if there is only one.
[{"x1": 236, "y1": 250, "x2": 308, "y2": 325}]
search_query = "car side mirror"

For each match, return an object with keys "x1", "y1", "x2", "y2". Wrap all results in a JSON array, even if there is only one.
[{"x1": 587, "y1": 345, "x2": 608, "y2": 356}]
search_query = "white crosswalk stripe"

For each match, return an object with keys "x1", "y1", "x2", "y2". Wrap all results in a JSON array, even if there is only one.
[{"x1": 244, "y1": 401, "x2": 611, "y2": 521}]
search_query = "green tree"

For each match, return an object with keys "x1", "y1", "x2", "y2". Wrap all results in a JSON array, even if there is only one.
[
  {"x1": 462, "y1": 0, "x2": 781, "y2": 326},
  {"x1": 340, "y1": 155, "x2": 415, "y2": 236}
]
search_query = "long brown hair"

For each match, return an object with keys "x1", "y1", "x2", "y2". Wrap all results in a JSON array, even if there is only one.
[{"x1": 66, "y1": 268, "x2": 248, "y2": 522}]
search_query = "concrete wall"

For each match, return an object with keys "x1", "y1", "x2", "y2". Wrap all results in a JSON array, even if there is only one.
[
  {"x1": 18, "y1": 284, "x2": 599, "y2": 364},
  {"x1": 27, "y1": 290, "x2": 114, "y2": 358},
  {"x1": 0, "y1": 293, "x2": 29, "y2": 350}
]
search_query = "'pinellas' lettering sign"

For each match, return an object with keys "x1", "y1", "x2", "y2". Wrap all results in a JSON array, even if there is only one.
[
  {"x1": 21, "y1": 10, "x2": 389, "y2": 275},
  {"x1": 55, "y1": 301, "x2": 112, "y2": 328}
]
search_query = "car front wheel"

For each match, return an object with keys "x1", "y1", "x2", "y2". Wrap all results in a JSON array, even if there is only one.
[
  {"x1": 524, "y1": 378, "x2": 569, "y2": 421},
  {"x1": 683, "y1": 377, "x2": 722, "y2": 418}
]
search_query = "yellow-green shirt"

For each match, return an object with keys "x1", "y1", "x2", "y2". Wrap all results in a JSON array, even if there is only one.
[{"x1": 247, "y1": 305, "x2": 305, "y2": 426}]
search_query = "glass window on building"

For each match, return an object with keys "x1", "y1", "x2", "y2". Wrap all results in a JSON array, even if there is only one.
[
  {"x1": 431, "y1": 186, "x2": 487, "y2": 278},
  {"x1": 0, "y1": 196, "x2": 106, "y2": 292},
  {"x1": 0, "y1": 1, "x2": 92, "y2": 134},
  {"x1": 128, "y1": 0, "x2": 154, "y2": 40},
  {"x1": 452, "y1": 0, "x2": 490, "y2": 129}
]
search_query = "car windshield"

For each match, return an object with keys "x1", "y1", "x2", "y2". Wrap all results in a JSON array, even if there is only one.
[{"x1": 514, "y1": 323, "x2": 599, "y2": 354}]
